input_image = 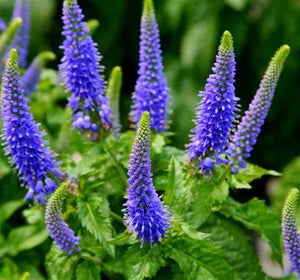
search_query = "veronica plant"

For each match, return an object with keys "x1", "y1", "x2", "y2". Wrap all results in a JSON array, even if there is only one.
[
  {"x1": 60, "y1": 0, "x2": 111, "y2": 135},
  {"x1": 1, "y1": 49, "x2": 61, "y2": 203},
  {"x1": 282, "y1": 188, "x2": 300, "y2": 276},
  {"x1": 45, "y1": 183, "x2": 80, "y2": 256},
  {"x1": 106, "y1": 66, "x2": 122, "y2": 139},
  {"x1": 187, "y1": 31, "x2": 238, "y2": 175},
  {"x1": 227, "y1": 45, "x2": 290, "y2": 173},
  {"x1": 130, "y1": 0, "x2": 170, "y2": 132},
  {"x1": 123, "y1": 112, "x2": 170, "y2": 244}
]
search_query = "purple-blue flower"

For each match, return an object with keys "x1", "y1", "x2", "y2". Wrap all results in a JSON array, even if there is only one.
[
  {"x1": 1, "y1": 49, "x2": 61, "y2": 203},
  {"x1": 59, "y1": 0, "x2": 111, "y2": 135},
  {"x1": 45, "y1": 183, "x2": 80, "y2": 255},
  {"x1": 226, "y1": 45, "x2": 290, "y2": 173},
  {"x1": 9, "y1": 0, "x2": 30, "y2": 67},
  {"x1": 282, "y1": 188, "x2": 300, "y2": 277},
  {"x1": 0, "y1": 17, "x2": 6, "y2": 32},
  {"x1": 130, "y1": 0, "x2": 170, "y2": 132},
  {"x1": 187, "y1": 31, "x2": 238, "y2": 175},
  {"x1": 123, "y1": 112, "x2": 170, "y2": 244},
  {"x1": 22, "y1": 51, "x2": 56, "y2": 97}
]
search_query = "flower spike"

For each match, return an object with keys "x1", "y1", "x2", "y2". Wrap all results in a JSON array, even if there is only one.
[
  {"x1": 0, "y1": 17, "x2": 22, "y2": 63},
  {"x1": 45, "y1": 183, "x2": 80, "y2": 255},
  {"x1": 123, "y1": 111, "x2": 170, "y2": 244},
  {"x1": 227, "y1": 45, "x2": 290, "y2": 173},
  {"x1": 130, "y1": 0, "x2": 170, "y2": 132},
  {"x1": 282, "y1": 188, "x2": 300, "y2": 276},
  {"x1": 9, "y1": 0, "x2": 30, "y2": 67},
  {"x1": 23, "y1": 51, "x2": 56, "y2": 97},
  {"x1": 1, "y1": 49, "x2": 61, "y2": 203},
  {"x1": 187, "y1": 31, "x2": 238, "y2": 175},
  {"x1": 60, "y1": 0, "x2": 111, "y2": 135},
  {"x1": 107, "y1": 66, "x2": 122, "y2": 139}
]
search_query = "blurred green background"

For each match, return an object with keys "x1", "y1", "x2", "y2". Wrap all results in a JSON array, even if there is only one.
[{"x1": 1, "y1": 0, "x2": 300, "y2": 171}]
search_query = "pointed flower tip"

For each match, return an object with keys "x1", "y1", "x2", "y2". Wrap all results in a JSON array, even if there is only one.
[
  {"x1": 14, "y1": 17, "x2": 23, "y2": 26},
  {"x1": 139, "y1": 111, "x2": 150, "y2": 126},
  {"x1": 65, "y1": 0, "x2": 76, "y2": 6},
  {"x1": 221, "y1": 30, "x2": 233, "y2": 50},
  {"x1": 143, "y1": 0, "x2": 155, "y2": 18},
  {"x1": 112, "y1": 66, "x2": 122, "y2": 75},
  {"x1": 8, "y1": 48, "x2": 18, "y2": 64},
  {"x1": 283, "y1": 188, "x2": 299, "y2": 216},
  {"x1": 272, "y1": 44, "x2": 290, "y2": 67},
  {"x1": 36, "y1": 51, "x2": 56, "y2": 66}
]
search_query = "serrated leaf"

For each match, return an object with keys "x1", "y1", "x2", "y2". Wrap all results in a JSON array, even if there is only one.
[
  {"x1": 187, "y1": 179, "x2": 229, "y2": 227},
  {"x1": 235, "y1": 164, "x2": 281, "y2": 183},
  {"x1": 228, "y1": 174, "x2": 252, "y2": 189},
  {"x1": 0, "y1": 200, "x2": 26, "y2": 226},
  {"x1": 166, "y1": 237, "x2": 237, "y2": 280},
  {"x1": 165, "y1": 156, "x2": 184, "y2": 206},
  {"x1": 77, "y1": 196, "x2": 115, "y2": 257},
  {"x1": 7, "y1": 225, "x2": 48, "y2": 256},
  {"x1": 76, "y1": 261, "x2": 101, "y2": 280},
  {"x1": 219, "y1": 198, "x2": 282, "y2": 265},
  {"x1": 46, "y1": 245, "x2": 78, "y2": 280},
  {"x1": 202, "y1": 215, "x2": 266, "y2": 280},
  {"x1": 105, "y1": 244, "x2": 165, "y2": 280}
]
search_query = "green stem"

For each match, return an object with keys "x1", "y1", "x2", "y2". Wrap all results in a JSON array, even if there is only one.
[{"x1": 110, "y1": 211, "x2": 123, "y2": 223}]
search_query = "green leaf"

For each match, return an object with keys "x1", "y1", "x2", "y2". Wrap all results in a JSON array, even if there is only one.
[
  {"x1": 76, "y1": 261, "x2": 101, "y2": 280},
  {"x1": 202, "y1": 215, "x2": 266, "y2": 280},
  {"x1": 46, "y1": 245, "x2": 78, "y2": 280},
  {"x1": 166, "y1": 237, "x2": 237, "y2": 280},
  {"x1": 7, "y1": 225, "x2": 48, "y2": 256},
  {"x1": 151, "y1": 134, "x2": 166, "y2": 154},
  {"x1": 77, "y1": 196, "x2": 115, "y2": 257},
  {"x1": 105, "y1": 244, "x2": 165, "y2": 280},
  {"x1": 218, "y1": 198, "x2": 282, "y2": 264},
  {"x1": 234, "y1": 163, "x2": 280, "y2": 183},
  {"x1": 187, "y1": 179, "x2": 229, "y2": 227},
  {"x1": 165, "y1": 156, "x2": 184, "y2": 206},
  {"x1": 0, "y1": 200, "x2": 26, "y2": 226},
  {"x1": 0, "y1": 258, "x2": 20, "y2": 280},
  {"x1": 22, "y1": 206, "x2": 44, "y2": 224},
  {"x1": 224, "y1": 0, "x2": 247, "y2": 11}
]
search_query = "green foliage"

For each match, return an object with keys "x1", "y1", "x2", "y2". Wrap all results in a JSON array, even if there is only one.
[{"x1": 0, "y1": 1, "x2": 297, "y2": 278}]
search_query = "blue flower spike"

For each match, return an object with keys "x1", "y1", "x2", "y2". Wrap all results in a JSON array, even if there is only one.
[
  {"x1": 187, "y1": 31, "x2": 238, "y2": 175},
  {"x1": 130, "y1": 0, "x2": 170, "y2": 132},
  {"x1": 123, "y1": 112, "x2": 170, "y2": 244},
  {"x1": 45, "y1": 183, "x2": 80, "y2": 255},
  {"x1": 227, "y1": 45, "x2": 290, "y2": 173},
  {"x1": 1, "y1": 49, "x2": 61, "y2": 203},
  {"x1": 9, "y1": 0, "x2": 30, "y2": 67},
  {"x1": 282, "y1": 188, "x2": 300, "y2": 277},
  {"x1": 60, "y1": 0, "x2": 111, "y2": 136}
]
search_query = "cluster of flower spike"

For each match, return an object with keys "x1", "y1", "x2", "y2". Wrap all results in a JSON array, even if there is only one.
[
  {"x1": 130, "y1": 0, "x2": 170, "y2": 132},
  {"x1": 187, "y1": 31, "x2": 238, "y2": 174},
  {"x1": 45, "y1": 183, "x2": 80, "y2": 255},
  {"x1": 8, "y1": 0, "x2": 30, "y2": 67},
  {"x1": 226, "y1": 45, "x2": 290, "y2": 173},
  {"x1": 1, "y1": 49, "x2": 61, "y2": 203},
  {"x1": 123, "y1": 112, "x2": 170, "y2": 243},
  {"x1": 60, "y1": 0, "x2": 111, "y2": 134},
  {"x1": 282, "y1": 188, "x2": 300, "y2": 276}
]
